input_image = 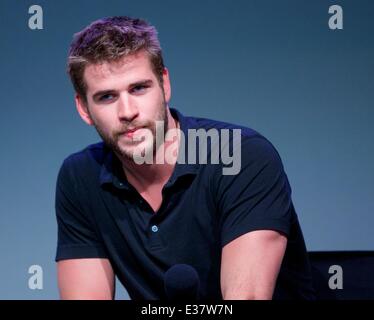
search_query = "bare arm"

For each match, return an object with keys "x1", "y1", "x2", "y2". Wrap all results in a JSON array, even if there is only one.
[
  {"x1": 221, "y1": 230, "x2": 287, "y2": 300},
  {"x1": 57, "y1": 258, "x2": 115, "y2": 300}
]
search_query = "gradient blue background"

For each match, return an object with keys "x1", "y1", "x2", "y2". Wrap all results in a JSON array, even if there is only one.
[{"x1": 0, "y1": 0, "x2": 373, "y2": 299}]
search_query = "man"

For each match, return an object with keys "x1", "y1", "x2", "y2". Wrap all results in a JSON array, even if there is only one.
[{"x1": 55, "y1": 16, "x2": 315, "y2": 300}]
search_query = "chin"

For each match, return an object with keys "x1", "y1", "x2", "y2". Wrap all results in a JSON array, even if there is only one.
[{"x1": 119, "y1": 140, "x2": 155, "y2": 162}]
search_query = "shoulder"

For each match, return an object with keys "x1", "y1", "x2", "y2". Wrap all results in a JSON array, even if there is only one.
[
  {"x1": 241, "y1": 135, "x2": 284, "y2": 166},
  {"x1": 184, "y1": 114, "x2": 262, "y2": 138},
  {"x1": 186, "y1": 114, "x2": 284, "y2": 168},
  {"x1": 57, "y1": 142, "x2": 108, "y2": 184},
  {"x1": 60, "y1": 142, "x2": 107, "y2": 171}
]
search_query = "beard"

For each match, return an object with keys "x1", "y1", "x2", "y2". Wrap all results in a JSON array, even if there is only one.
[{"x1": 93, "y1": 100, "x2": 169, "y2": 163}]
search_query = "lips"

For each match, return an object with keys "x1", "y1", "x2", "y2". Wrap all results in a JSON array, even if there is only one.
[
  {"x1": 120, "y1": 127, "x2": 144, "y2": 138},
  {"x1": 125, "y1": 128, "x2": 138, "y2": 134}
]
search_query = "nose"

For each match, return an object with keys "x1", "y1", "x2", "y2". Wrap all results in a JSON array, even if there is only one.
[{"x1": 117, "y1": 94, "x2": 139, "y2": 122}]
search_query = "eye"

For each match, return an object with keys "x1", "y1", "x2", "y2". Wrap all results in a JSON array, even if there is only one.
[
  {"x1": 130, "y1": 85, "x2": 148, "y2": 94},
  {"x1": 99, "y1": 93, "x2": 115, "y2": 102}
]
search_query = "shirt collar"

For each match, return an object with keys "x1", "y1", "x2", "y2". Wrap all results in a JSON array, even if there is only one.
[{"x1": 99, "y1": 107, "x2": 199, "y2": 189}]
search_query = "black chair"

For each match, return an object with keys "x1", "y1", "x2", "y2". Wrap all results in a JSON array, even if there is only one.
[{"x1": 308, "y1": 251, "x2": 374, "y2": 299}]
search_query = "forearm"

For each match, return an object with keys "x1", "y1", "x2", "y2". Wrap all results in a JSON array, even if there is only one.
[
  {"x1": 57, "y1": 258, "x2": 115, "y2": 300},
  {"x1": 220, "y1": 230, "x2": 287, "y2": 300}
]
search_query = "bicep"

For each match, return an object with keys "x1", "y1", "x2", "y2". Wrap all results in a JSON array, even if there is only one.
[
  {"x1": 57, "y1": 258, "x2": 115, "y2": 300},
  {"x1": 220, "y1": 230, "x2": 287, "y2": 300}
]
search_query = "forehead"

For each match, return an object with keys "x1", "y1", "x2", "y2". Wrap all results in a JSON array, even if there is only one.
[{"x1": 84, "y1": 50, "x2": 155, "y2": 92}]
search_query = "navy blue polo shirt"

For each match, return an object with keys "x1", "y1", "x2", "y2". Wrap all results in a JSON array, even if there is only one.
[{"x1": 55, "y1": 108, "x2": 315, "y2": 300}]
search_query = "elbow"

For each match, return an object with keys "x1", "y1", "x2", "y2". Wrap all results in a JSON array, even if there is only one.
[
  {"x1": 59, "y1": 291, "x2": 114, "y2": 300},
  {"x1": 222, "y1": 289, "x2": 273, "y2": 300}
]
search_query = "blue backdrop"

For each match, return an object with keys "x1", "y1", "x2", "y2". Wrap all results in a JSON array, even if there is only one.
[{"x1": 0, "y1": 0, "x2": 373, "y2": 299}]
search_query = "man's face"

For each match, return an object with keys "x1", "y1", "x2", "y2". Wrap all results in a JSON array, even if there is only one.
[{"x1": 78, "y1": 50, "x2": 170, "y2": 161}]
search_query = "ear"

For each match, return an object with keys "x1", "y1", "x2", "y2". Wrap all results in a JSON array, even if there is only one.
[
  {"x1": 75, "y1": 94, "x2": 94, "y2": 126},
  {"x1": 162, "y1": 67, "x2": 171, "y2": 104}
]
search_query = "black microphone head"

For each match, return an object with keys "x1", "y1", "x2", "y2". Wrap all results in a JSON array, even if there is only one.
[{"x1": 164, "y1": 264, "x2": 200, "y2": 301}]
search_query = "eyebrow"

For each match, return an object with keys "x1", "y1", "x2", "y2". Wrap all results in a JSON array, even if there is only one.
[{"x1": 92, "y1": 79, "x2": 154, "y2": 101}]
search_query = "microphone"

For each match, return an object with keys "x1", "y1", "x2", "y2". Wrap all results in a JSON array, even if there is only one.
[{"x1": 164, "y1": 264, "x2": 200, "y2": 301}]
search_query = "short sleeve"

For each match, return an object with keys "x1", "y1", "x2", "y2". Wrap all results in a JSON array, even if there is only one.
[
  {"x1": 55, "y1": 157, "x2": 108, "y2": 261},
  {"x1": 216, "y1": 136, "x2": 296, "y2": 247}
]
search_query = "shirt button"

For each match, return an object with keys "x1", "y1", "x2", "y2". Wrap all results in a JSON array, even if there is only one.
[{"x1": 151, "y1": 225, "x2": 159, "y2": 233}]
